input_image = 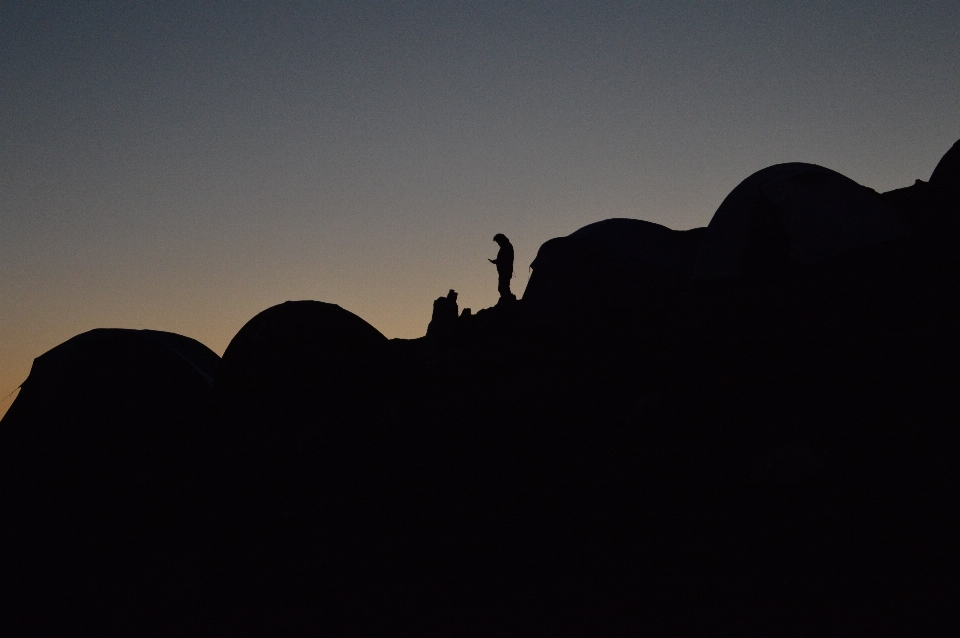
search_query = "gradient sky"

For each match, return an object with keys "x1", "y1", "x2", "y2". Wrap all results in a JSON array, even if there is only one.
[{"x1": 2, "y1": 1, "x2": 958, "y2": 417}]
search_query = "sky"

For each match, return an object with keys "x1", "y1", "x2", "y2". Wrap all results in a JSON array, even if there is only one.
[{"x1": 2, "y1": 1, "x2": 958, "y2": 417}]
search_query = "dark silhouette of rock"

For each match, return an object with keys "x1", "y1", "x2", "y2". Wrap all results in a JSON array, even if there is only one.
[
  {"x1": 216, "y1": 300, "x2": 388, "y2": 412},
  {"x1": 695, "y1": 163, "x2": 909, "y2": 279},
  {"x1": 489, "y1": 233, "x2": 516, "y2": 301},
  {"x1": 929, "y1": 137, "x2": 960, "y2": 191},
  {"x1": 0, "y1": 329, "x2": 219, "y2": 499},
  {"x1": 213, "y1": 300, "x2": 391, "y2": 497},
  {"x1": 6, "y1": 145, "x2": 960, "y2": 634},
  {"x1": 426, "y1": 289, "x2": 459, "y2": 337},
  {"x1": 927, "y1": 138, "x2": 960, "y2": 226},
  {"x1": 881, "y1": 139, "x2": 960, "y2": 232},
  {"x1": 523, "y1": 218, "x2": 705, "y2": 314},
  {"x1": 880, "y1": 178, "x2": 935, "y2": 231}
]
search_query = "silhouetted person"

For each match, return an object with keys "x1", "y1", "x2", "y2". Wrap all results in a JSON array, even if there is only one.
[{"x1": 489, "y1": 234, "x2": 516, "y2": 301}]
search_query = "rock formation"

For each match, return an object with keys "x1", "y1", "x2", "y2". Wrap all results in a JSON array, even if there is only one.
[{"x1": 4, "y1": 139, "x2": 960, "y2": 633}]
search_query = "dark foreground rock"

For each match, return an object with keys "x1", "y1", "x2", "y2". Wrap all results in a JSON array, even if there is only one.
[
  {"x1": 3, "y1": 142, "x2": 960, "y2": 633},
  {"x1": 0, "y1": 329, "x2": 219, "y2": 500},
  {"x1": 5, "y1": 232, "x2": 958, "y2": 633}
]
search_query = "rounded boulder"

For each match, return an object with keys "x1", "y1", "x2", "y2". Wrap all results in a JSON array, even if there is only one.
[{"x1": 216, "y1": 300, "x2": 389, "y2": 420}]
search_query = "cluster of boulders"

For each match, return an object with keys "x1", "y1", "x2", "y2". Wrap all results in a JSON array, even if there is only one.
[
  {"x1": 2, "y1": 138, "x2": 958, "y2": 633},
  {"x1": 3, "y1": 139, "x2": 959, "y2": 504},
  {"x1": 523, "y1": 142, "x2": 959, "y2": 316}
]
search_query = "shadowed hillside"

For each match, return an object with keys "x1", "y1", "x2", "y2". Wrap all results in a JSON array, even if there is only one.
[{"x1": 3, "y1": 140, "x2": 959, "y2": 633}]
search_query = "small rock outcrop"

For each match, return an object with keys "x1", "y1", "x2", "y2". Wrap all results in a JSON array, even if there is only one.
[{"x1": 426, "y1": 289, "x2": 459, "y2": 337}]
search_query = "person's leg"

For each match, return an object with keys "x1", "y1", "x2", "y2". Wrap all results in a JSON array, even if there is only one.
[{"x1": 498, "y1": 272, "x2": 514, "y2": 299}]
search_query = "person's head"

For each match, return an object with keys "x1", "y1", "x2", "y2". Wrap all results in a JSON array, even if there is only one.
[{"x1": 493, "y1": 233, "x2": 508, "y2": 245}]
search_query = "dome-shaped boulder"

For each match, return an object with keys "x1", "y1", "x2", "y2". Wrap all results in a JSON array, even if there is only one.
[
  {"x1": 214, "y1": 301, "x2": 392, "y2": 497},
  {"x1": 695, "y1": 163, "x2": 909, "y2": 279},
  {"x1": 216, "y1": 300, "x2": 389, "y2": 421},
  {"x1": 523, "y1": 218, "x2": 705, "y2": 315},
  {"x1": 0, "y1": 329, "x2": 220, "y2": 499}
]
